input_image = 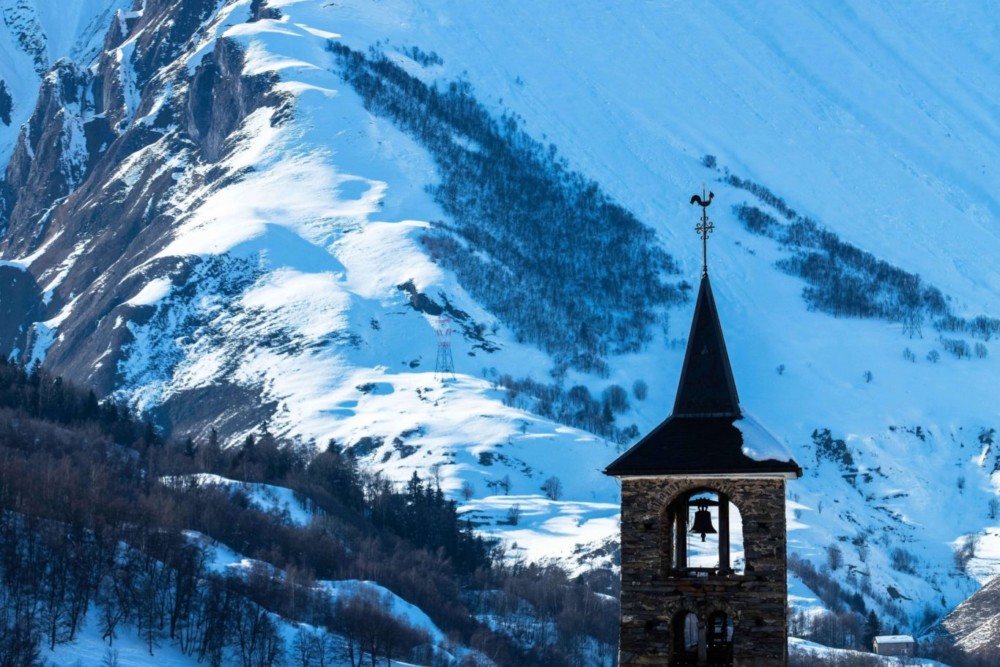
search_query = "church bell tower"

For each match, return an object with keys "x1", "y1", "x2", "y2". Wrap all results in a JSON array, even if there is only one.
[{"x1": 605, "y1": 192, "x2": 802, "y2": 666}]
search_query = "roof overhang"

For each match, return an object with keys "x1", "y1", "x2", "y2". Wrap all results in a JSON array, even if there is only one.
[
  {"x1": 603, "y1": 415, "x2": 802, "y2": 478},
  {"x1": 614, "y1": 471, "x2": 801, "y2": 481}
]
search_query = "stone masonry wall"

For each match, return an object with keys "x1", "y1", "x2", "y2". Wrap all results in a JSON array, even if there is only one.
[{"x1": 619, "y1": 477, "x2": 789, "y2": 666}]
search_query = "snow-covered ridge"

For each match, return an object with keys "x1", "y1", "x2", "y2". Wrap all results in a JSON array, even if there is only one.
[{"x1": 160, "y1": 473, "x2": 315, "y2": 526}]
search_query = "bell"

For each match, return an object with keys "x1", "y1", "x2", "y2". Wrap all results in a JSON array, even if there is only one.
[{"x1": 691, "y1": 502, "x2": 717, "y2": 542}]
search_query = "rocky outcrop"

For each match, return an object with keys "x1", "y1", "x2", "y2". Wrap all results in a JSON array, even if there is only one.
[
  {"x1": 186, "y1": 37, "x2": 282, "y2": 161},
  {"x1": 0, "y1": 0, "x2": 288, "y2": 422},
  {"x1": 248, "y1": 0, "x2": 282, "y2": 22},
  {"x1": 0, "y1": 80, "x2": 11, "y2": 126},
  {"x1": 2, "y1": 61, "x2": 92, "y2": 253},
  {"x1": 0, "y1": 265, "x2": 43, "y2": 357},
  {"x1": 128, "y1": 0, "x2": 222, "y2": 92}
]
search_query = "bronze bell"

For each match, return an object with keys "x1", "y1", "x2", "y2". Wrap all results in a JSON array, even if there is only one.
[{"x1": 691, "y1": 502, "x2": 717, "y2": 542}]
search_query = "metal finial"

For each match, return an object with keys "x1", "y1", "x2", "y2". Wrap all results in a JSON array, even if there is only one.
[{"x1": 690, "y1": 187, "x2": 715, "y2": 277}]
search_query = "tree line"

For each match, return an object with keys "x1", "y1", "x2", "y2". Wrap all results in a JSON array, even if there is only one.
[
  {"x1": 330, "y1": 42, "x2": 686, "y2": 377},
  {"x1": 731, "y1": 180, "x2": 1000, "y2": 344},
  {"x1": 491, "y1": 372, "x2": 640, "y2": 444},
  {"x1": 0, "y1": 357, "x2": 619, "y2": 666},
  {"x1": 734, "y1": 203, "x2": 947, "y2": 321}
]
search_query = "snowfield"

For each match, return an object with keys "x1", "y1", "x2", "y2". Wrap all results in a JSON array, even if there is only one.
[{"x1": 789, "y1": 638, "x2": 947, "y2": 666}]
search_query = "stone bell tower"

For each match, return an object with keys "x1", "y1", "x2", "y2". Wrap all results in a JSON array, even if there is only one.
[{"x1": 605, "y1": 192, "x2": 801, "y2": 667}]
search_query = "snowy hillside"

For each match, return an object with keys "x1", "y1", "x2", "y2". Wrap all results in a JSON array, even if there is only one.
[{"x1": 0, "y1": 0, "x2": 999, "y2": 656}]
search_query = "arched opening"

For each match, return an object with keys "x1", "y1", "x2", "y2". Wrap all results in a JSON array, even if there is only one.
[
  {"x1": 662, "y1": 489, "x2": 744, "y2": 576},
  {"x1": 671, "y1": 611, "x2": 699, "y2": 666},
  {"x1": 670, "y1": 610, "x2": 734, "y2": 666},
  {"x1": 706, "y1": 611, "x2": 734, "y2": 664}
]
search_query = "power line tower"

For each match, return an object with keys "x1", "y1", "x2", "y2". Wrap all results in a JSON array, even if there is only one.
[
  {"x1": 902, "y1": 311, "x2": 923, "y2": 339},
  {"x1": 435, "y1": 315, "x2": 456, "y2": 380}
]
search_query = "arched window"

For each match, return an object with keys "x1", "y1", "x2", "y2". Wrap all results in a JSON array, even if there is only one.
[
  {"x1": 671, "y1": 610, "x2": 734, "y2": 666},
  {"x1": 706, "y1": 611, "x2": 734, "y2": 664},
  {"x1": 671, "y1": 611, "x2": 699, "y2": 666},
  {"x1": 662, "y1": 489, "x2": 744, "y2": 576}
]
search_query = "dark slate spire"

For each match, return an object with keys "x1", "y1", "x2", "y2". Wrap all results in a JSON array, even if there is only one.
[
  {"x1": 672, "y1": 274, "x2": 740, "y2": 418},
  {"x1": 603, "y1": 192, "x2": 801, "y2": 479}
]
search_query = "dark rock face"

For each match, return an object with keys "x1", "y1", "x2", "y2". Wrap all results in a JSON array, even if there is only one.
[
  {"x1": 152, "y1": 381, "x2": 279, "y2": 442},
  {"x1": 0, "y1": 266, "x2": 43, "y2": 357},
  {"x1": 618, "y1": 476, "x2": 790, "y2": 666},
  {"x1": 248, "y1": 0, "x2": 282, "y2": 22},
  {"x1": 186, "y1": 37, "x2": 282, "y2": 162},
  {"x1": 0, "y1": 80, "x2": 12, "y2": 126},
  {"x1": 128, "y1": 0, "x2": 222, "y2": 92},
  {"x1": 90, "y1": 14, "x2": 133, "y2": 134},
  {"x1": 2, "y1": 60, "x2": 91, "y2": 251},
  {"x1": 0, "y1": 0, "x2": 288, "y2": 436}
]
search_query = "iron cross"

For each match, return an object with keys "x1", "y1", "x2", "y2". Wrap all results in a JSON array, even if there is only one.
[{"x1": 690, "y1": 188, "x2": 715, "y2": 277}]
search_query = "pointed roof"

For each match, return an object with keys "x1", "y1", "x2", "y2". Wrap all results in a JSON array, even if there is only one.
[
  {"x1": 605, "y1": 275, "x2": 801, "y2": 478},
  {"x1": 673, "y1": 275, "x2": 740, "y2": 418}
]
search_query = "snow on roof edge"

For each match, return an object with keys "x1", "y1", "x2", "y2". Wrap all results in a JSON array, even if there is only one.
[{"x1": 734, "y1": 411, "x2": 796, "y2": 464}]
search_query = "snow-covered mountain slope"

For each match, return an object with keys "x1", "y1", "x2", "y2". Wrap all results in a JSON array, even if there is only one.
[{"x1": 0, "y1": 0, "x2": 999, "y2": 639}]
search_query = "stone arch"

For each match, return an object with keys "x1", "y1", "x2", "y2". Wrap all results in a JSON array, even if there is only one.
[
  {"x1": 705, "y1": 609, "x2": 735, "y2": 664},
  {"x1": 659, "y1": 484, "x2": 746, "y2": 576},
  {"x1": 617, "y1": 476, "x2": 791, "y2": 665},
  {"x1": 670, "y1": 609, "x2": 700, "y2": 665},
  {"x1": 668, "y1": 605, "x2": 735, "y2": 667},
  {"x1": 648, "y1": 479, "x2": 751, "y2": 513}
]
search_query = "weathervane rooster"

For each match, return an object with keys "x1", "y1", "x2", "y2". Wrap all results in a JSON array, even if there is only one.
[
  {"x1": 691, "y1": 189, "x2": 715, "y2": 277},
  {"x1": 690, "y1": 191, "x2": 714, "y2": 208}
]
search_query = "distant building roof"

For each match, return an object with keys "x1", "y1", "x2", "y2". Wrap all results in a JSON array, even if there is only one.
[
  {"x1": 874, "y1": 635, "x2": 915, "y2": 644},
  {"x1": 604, "y1": 274, "x2": 801, "y2": 478}
]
